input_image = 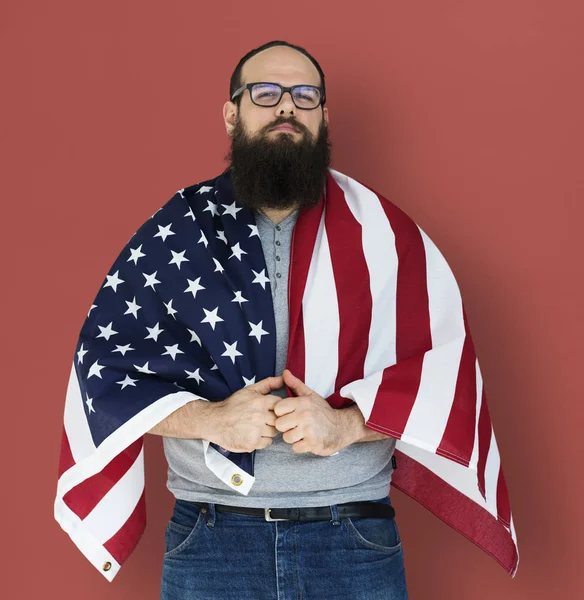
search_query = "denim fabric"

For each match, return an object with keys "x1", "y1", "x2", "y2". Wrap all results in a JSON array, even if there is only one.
[{"x1": 160, "y1": 495, "x2": 408, "y2": 599}]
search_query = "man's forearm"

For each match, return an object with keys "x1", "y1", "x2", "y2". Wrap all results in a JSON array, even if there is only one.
[
  {"x1": 341, "y1": 403, "x2": 391, "y2": 444},
  {"x1": 148, "y1": 399, "x2": 214, "y2": 439}
]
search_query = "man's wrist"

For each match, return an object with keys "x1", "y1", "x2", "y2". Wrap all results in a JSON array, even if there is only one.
[{"x1": 340, "y1": 403, "x2": 390, "y2": 445}]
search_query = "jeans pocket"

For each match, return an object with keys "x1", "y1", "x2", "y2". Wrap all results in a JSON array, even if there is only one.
[
  {"x1": 164, "y1": 501, "x2": 206, "y2": 558},
  {"x1": 343, "y1": 516, "x2": 402, "y2": 556}
]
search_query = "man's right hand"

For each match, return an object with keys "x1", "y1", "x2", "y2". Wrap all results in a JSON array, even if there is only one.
[{"x1": 205, "y1": 376, "x2": 285, "y2": 452}]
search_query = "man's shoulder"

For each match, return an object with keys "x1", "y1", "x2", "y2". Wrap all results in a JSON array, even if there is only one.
[
  {"x1": 125, "y1": 170, "x2": 228, "y2": 246},
  {"x1": 178, "y1": 169, "x2": 228, "y2": 201},
  {"x1": 327, "y1": 168, "x2": 416, "y2": 228}
]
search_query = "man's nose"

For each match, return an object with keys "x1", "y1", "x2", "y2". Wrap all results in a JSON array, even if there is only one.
[{"x1": 274, "y1": 90, "x2": 296, "y2": 115}]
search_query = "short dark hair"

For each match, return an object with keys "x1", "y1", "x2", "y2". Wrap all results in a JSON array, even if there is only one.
[{"x1": 229, "y1": 40, "x2": 326, "y2": 110}]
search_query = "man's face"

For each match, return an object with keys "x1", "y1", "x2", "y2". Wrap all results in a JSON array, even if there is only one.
[
  {"x1": 224, "y1": 45, "x2": 329, "y2": 144},
  {"x1": 222, "y1": 46, "x2": 331, "y2": 211}
]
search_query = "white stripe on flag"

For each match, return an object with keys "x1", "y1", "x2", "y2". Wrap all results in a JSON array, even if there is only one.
[
  {"x1": 339, "y1": 370, "x2": 384, "y2": 422},
  {"x1": 469, "y1": 359, "x2": 484, "y2": 471},
  {"x1": 82, "y1": 446, "x2": 145, "y2": 544},
  {"x1": 402, "y1": 226, "x2": 466, "y2": 449},
  {"x1": 331, "y1": 170, "x2": 398, "y2": 377},
  {"x1": 302, "y1": 211, "x2": 339, "y2": 399},
  {"x1": 484, "y1": 428, "x2": 501, "y2": 518}
]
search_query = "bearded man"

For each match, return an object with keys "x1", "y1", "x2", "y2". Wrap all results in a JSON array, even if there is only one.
[{"x1": 55, "y1": 39, "x2": 519, "y2": 600}]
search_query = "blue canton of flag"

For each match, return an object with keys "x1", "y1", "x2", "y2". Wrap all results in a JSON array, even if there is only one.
[{"x1": 76, "y1": 169, "x2": 276, "y2": 472}]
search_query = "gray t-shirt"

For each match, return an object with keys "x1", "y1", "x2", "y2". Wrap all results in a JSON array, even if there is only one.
[{"x1": 162, "y1": 208, "x2": 396, "y2": 507}]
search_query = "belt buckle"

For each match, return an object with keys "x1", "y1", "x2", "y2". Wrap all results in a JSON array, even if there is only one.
[{"x1": 264, "y1": 508, "x2": 289, "y2": 522}]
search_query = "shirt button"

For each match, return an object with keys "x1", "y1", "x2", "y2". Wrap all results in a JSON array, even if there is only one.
[
  {"x1": 276, "y1": 273, "x2": 282, "y2": 278},
  {"x1": 276, "y1": 256, "x2": 280, "y2": 261},
  {"x1": 275, "y1": 241, "x2": 281, "y2": 246},
  {"x1": 276, "y1": 225, "x2": 281, "y2": 231}
]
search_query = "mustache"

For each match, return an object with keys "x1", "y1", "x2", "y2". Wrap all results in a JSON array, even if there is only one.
[{"x1": 263, "y1": 117, "x2": 307, "y2": 135}]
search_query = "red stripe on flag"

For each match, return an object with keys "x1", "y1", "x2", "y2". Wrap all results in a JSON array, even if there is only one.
[
  {"x1": 369, "y1": 198, "x2": 431, "y2": 433},
  {"x1": 391, "y1": 450, "x2": 518, "y2": 575},
  {"x1": 63, "y1": 438, "x2": 143, "y2": 520},
  {"x1": 438, "y1": 310, "x2": 478, "y2": 465},
  {"x1": 477, "y1": 389, "x2": 492, "y2": 500},
  {"x1": 325, "y1": 184, "x2": 371, "y2": 391},
  {"x1": 286, "y1": 309, "x2": 306, "y2": 394},
  {"x1": 58, "y1": 427, "x2": 75, "y2": 478},
  {"x1": 104, "y1": 490, "x2": 147, "y2": 565}
]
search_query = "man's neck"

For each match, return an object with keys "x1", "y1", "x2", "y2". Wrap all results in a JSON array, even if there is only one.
[{"x1": 257, "y1": 205, "x2": 299, "y2": 225}]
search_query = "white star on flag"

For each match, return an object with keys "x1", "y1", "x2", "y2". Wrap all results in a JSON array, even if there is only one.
[
  {"x1": 145, "y1": 322, "x2": 164, "y2": 341},
  {"x1": 198, "y1": 231, "x2": 209, "y2": 248},
  {"x1": 185, "y1": 368, "x2": 205, "y2": 385},
  {"x1": 112, "y1": 344, "x2": 134, "y2": 356},
  {"x1": 154, "y1": 223, "x2": 175, "y2": 242},
  {"x1": 187, "y1": 328, "x2": 202, "y2": 346},
  {"x1": 184, "y1": 206, "x2": 196, "y2": 221},
  {"x1": 143, "y1": 271, "x2": 161, "y2": 290},
  {"x1": 85, "y1": 394, "x2": 95, "y2": 414},
  {"x1": 252, "y1": 269, "x2": 270, "y2": 289},
  {"x1": 216, "y1": 230, "x2": 228, "y2": 244},
  {"x1": 196, "y1": 185, "x2": 213, "y2": 195},
  {"x1": 213, "y1": 258, "x2": 225, "y2": 274},
  {"x1": 242, "y1": 375, "x2": 256, "y2": 386},
  {"x1": 134, "y1": 361, "x2": 156, "y2": 374},
  {"x1": 124, "y1": 297, "x2": 141, "y2": 319},
  {"x1": 127, "y1": 245, "x2": 146, "y2": 265},
  {"x1": 87, "y1": 304, "x2": 97, "y2": 317},
  {"x1": 248, "y1": 224, "x2": 259, "y2": 238},
  {"x1": 169, "y1": 250, "x2": 189, "y2": 269},
  {"x1": 229, "y1": 242, "x2": 247, "y2": 261},
  {"x1": 164, "y1": 299, "x2": 178, "y2": 320},
  {"x1": 221, "y1": 341, "x2": 243, "y2": 364},
  {"x1": 87, "y1": 360, "x2": 106, "y2": 379},
  {"x1": 203, "y1": 200, "x2": 219, "y2": 216},
  {"x1": 162, "y1": 344, "x2": 185, "y2": 361},
  {"x1": 221, "y1": 202, "x2": 243, "y2": 219},
  {"x1": 117, "y1": 375, "x2": 138, "y2": 389},
  {"x1": 232, "y1": 290, "x2": 247, "y2": 305},
  {"x1": 104, "y1": 270, "x2": 124, "y2": 292},
  {"x1": 96, "y1": 321, "x2": 118, "y2": 341},
  {"x1": 77, "y1": 343, "x2": 88, "y2": 364},
  {"x1": 177, "y1": 188, "x2": 185, "y2": 198},
  {"x1": 184, "y1": 277, "x2": 205, "y2": 299},
  {"x1": 249, "y1": 320, "x2": 269, "y2": 343},
  {"x1": 201, "y1": 307, "x2": 224, "y2": 330}
]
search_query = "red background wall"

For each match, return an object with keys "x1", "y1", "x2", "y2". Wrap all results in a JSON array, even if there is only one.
[{"x1": 2, "y1": 0, "x2": 583, "y2": 598}]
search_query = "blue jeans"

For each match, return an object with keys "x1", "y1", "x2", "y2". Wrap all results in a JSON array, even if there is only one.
[{"x1": 160, "y1": 495, "x2": 408, "y2": 600}]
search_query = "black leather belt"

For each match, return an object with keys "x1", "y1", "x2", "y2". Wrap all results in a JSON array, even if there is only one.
[{"x1": 189, "y1": 500, "x2": 395, "y2": 522}]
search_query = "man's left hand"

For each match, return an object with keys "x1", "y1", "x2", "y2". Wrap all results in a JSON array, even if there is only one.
[{"x1": 273, "y1": 369, "x2": 354, "y2": 456}]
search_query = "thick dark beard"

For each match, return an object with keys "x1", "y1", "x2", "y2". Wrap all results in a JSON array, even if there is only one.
[{"x1": 224, "y1": 112, "x2": 332, "y2": 211}]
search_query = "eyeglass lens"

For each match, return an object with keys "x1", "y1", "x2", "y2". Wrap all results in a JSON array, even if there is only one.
[{"x1": 251, "y1": 83, "x2": 321, "y2": 108}]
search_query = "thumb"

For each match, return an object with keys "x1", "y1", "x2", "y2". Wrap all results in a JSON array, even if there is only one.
[
  {"x1": 251, "y1": 375, "x2": 284, "y2": 395},
  {"x1": 283, "y1": 369, "x2": 312, "y2": 396}
]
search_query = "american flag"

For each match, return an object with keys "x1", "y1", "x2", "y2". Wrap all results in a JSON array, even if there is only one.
[{"x1": 55, "y1": 167, "x2": 519, "y2": 580}]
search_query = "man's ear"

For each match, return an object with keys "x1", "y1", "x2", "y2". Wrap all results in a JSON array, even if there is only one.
[{"x1": 223, "y1": 101, "x2": 237, "y2": 137}]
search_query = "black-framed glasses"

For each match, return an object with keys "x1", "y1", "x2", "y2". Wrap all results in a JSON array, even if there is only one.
[{"x1": 231, "y1": 82, "x2": 325, "y2": 110}]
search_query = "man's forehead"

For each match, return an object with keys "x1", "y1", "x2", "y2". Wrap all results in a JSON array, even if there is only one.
[{"x1": 240, "y1": 47, "x2": 320, "y2": 86}]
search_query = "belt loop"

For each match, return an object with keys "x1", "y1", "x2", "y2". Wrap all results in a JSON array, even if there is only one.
[
  {"x1": 205, "y1": 502, "x2": 216, "y2": 527},
  {"x1": 329, "y1": 503, "x2": 340, "y2": 526}
]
